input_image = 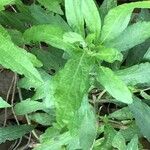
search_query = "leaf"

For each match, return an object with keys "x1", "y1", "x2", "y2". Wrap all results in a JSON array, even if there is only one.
[
  {"x1": 112, "y1": 132, "x2": 126, "y2": 150},
  {"x1": 0, "y1": 97, "x2": 11, "y2": 108},
  {"x1": 96, "y1": 66, "x2": 133, "y2": 104},
  {"x1": 116, "y1": 63, "x2": 150, "y2": 86},
  {"x1": 127, "y1": 135, "x2": 139, "y2": 150},
  {"x1": 100, "y1": 1, "x2": 150, "y2": 43},
  {"x1": 37, "y1": 0, "x2": 63, "y2": 15},
  {"x1": 14, "y1": 99, "x2": 46, "y2": 115},
  {"x1": 109, "y1": 107, "x2": 133, "y2": 120},
  {"x1": 99, "y1": 125, "x2": 116, "y2": 149},
  {"x1": 0, "y1": 32, "x2": 43, "y2": 83},
  {"x1": 65, "y1": 0, "x2": 84, "y2": 35},
  {"x1": 99, "y1": 0, "x2": 117, "y2": 22},
  {"x1": 0, "y1": 0, "x2": 16, "y2": 11},
  {"x1": 82, "y1": 0, "x2": 101, "y2": 40},
  {"x1": 143, "y1": 47, "x2": 150, "y2": 61},
  {"x1": 0, "y1": 125, "x2": 34, "y2": 144},
  {"x1": 34, "y1": 132, "x2": 72, "y2": 150},
  {"x1": 29, "y1": 113, "x2": 55, "y2": 126},
  {"x1": 91, "y1": 45, "x2": 123, "y2": 63},
  {"x1": 106, "y1": 21, "x2": 150, "y2": 52},
  {"x1": 54, "y1": 52, "x2": 93, "y2": 126},
  {"x1": 23, "y1": 25, "x2": 75, "y2": 55},
  {"x1": 129, "y1": 97, "x2": 150, "y2": 141},
  {"x1": 72, "y1": 96, "x2": 97, "y2": 150},
  {"x1": 63, "y1": 32, "x2": 86, "y2": 47}
]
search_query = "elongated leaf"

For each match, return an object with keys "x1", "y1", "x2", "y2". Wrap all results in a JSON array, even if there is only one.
[
  {"x1": 0, "y1": 125, "x2": 34, "y2": 144},
  {"x1": 0, "y1": 97, "x2": 11, "y2": 108},
  {"x1": 100, "y1": 0, "x2": 117, "y2": 22},
  {"x1": 129, "y1": 97, "x2": 150, "y2": 141},
  {"x1": 54, "y1": 52, "x2": 93, "y2": 126},
  {"x1": 0, "y1": 32, "x2": 43, "y2": 83},
  {"x1": 96, "y1": 66, "x2": 133, "y2": 104},
  {"x1": 127, "y1": 135, "x2": 138, "y2": 150},
  {"x1": 72, "y1": 96, "x2": 97, "y2": 150},
  {"x1": 116, "y1": 63, "x2": 150, "y2": 86},
  {"x1": 100, "y1": 1, "x2": 150, "y2": 43},
  {"x1": 106, "y1": 21, "x2": 150, "y2": 51},
  {"x1": 14, "y1": 99, "x2": 46, "y2": 115},
  {"x1": 112, "y1": 132, "x2": 126, "y2": 150},
  {"x1": 65, "y1": 0, "x2": 84, "y2": 35},
  {"x1": 82, "y1": 0, "x2": 101, "y2": 40},
  {"x1": 24, "y1": 25, "x2": 75, "y2": 55},
  {"x1": 37, "y1": 0, "x2": 63, "y2": 15}
]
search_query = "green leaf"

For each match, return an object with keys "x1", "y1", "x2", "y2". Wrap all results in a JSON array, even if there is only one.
[
  {"x1": 99, "y1": 0, "x2": 117, "y2": 22},
  {"x1": 109, "y1": 107, "x2": 133, "y2": 120},
  {"x1": 34, "y1": 132, "x2": 72, "y2": 150},
  {"x1": 91, "y1": 45, "x2": 123, "y2": 63},
  {"x1": 116, "y1": 63, "x2": 150, "y2": 86},
  {"x1": 0, "y1": 125, "x2": 34, "y2": 144},
  {"x1": 0, "y1": 0, "x2": 16, "y2": 11},
  {"x1": 106, "y1": 21, "x2": 150, "y2": 52},
  {"x1": 29, "y1": 113, "x2": 55, "y2": 126},
  {"x1": 112, "y1": 132, "x2": 126, "y2": 150},
  {"x1": 73, "y1": 96, "x2": 97, "y2": 150},
  {"x1": 14, "y1": 99, "x2": 46, "y2": 115},
  {"x1": 100, "y1": 1, "x2": 150, "y2": 43},
  {"x1": 127, "y1": 135, "x2": 139, "y2": 150},
  {"x1": 82, "y1": 0, "x2": 101, "y2": 40},
  {"x1": 37, "y1": 0, "x2": 63, "y2": 15},
  {"x1": 0, "y1": 97, "x2": 11, "y2": 108},
  {"x1": 143, "y1": 47, "x2": 150, "y2": 61},
  {"x1": 24, "y1": 25, "x2": 75, "y2": 55},
  {"x1": 96, "y1": 66, "x2": 133, "y2": 104},
  {"x1": 54, "y1": 52, "x2": 93, "y2": 126},
  {"x1": 65, "y1": 0, "x2": 84, "y2": 35},
  {"x1": 63, "y1": 32, "x2": 86, "y2": 47},
  {"x1": 129, "y1": 97, "x2": 150, "y2": 141},
  {"x1": 0, "y1": 31, "x2": 43, "y2": 83}
]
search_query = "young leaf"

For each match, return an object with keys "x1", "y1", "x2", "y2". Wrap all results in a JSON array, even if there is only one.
[
  {"x1": 129, "y1": 97, "x2": 150, "y2": 141},
  {"x1": 100, "y1": 1, "x2": 150, "y2": 43},
  {"x1": 127, "y1": 135, "x2": 139, "y2": 150},
  {"x1": 96, "y1": 66, "x2": 133, "y2": 104},
  {"x1": 0, "y1": 125, "x2": 34, "y2": 144},
  {"x1": 112, "y1": 132, "x2": 126, "y2": 150},
  {"x1": 24, "y1": 25, "x2": 75, "y2": 55},
  {"x1": 116, "y1": 63, "x2": 150, "y2": 86},
  {"x1": 37, "y1": 0, "x2": 63, "y2": 15},
  {"x1": 0, "y1": 97, "x2": 11, "y2": 108},
  {"x1": 90, "y1": 45, "x2": 123, "y2": 63},
  {"x1": 14, "y1": 99, "x2": 46, "y2": 115},
  {"x1": 0, "y1": 32, "x2": 43, "y2": 83},
  {"x1": 54, "y1": 52, "x2": 93, "y2": 126},
  {"x1": 65, "y1": 0, "x2": 84, "y2": 35},
  {"x1": 82, "y1": 0, "x2": 101, "y2": 40},
  {"x1": 106, "y1": 22, "x2": 150, "y2": 52}
]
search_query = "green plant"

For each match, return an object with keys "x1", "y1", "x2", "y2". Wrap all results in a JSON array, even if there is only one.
[{"x1": 0, "y1": 0, "x2": 150, "y2": 149}]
